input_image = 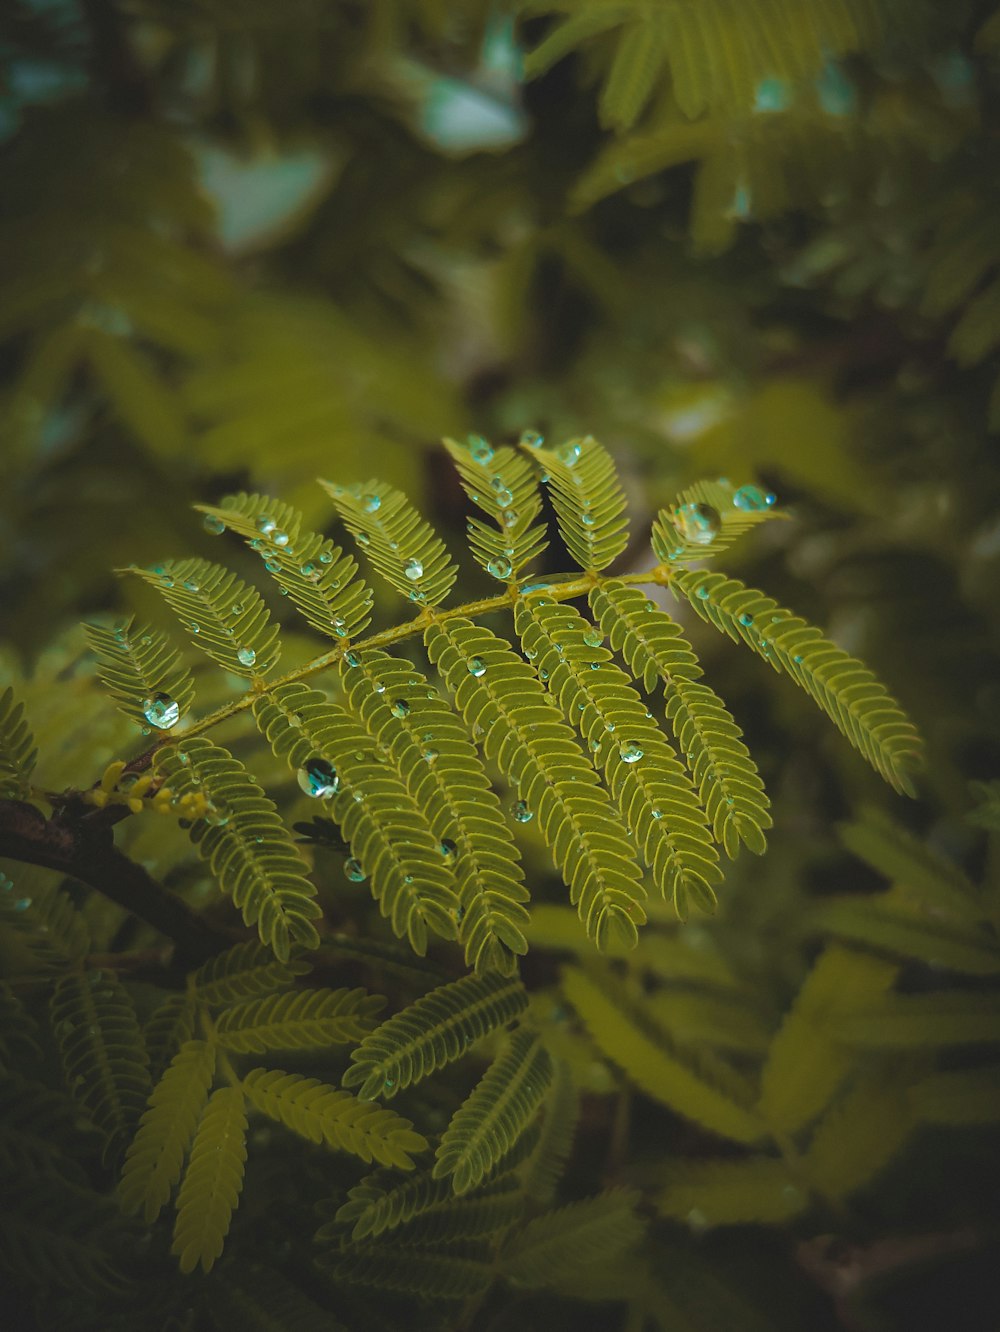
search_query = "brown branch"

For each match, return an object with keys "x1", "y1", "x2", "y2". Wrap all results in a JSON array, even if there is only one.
[{"x1": 0, "y1": 798, "x2": 229, "y2": 969}]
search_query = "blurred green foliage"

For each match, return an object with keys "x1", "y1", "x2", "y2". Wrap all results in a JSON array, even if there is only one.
[{"x1": 3, "y1": 1, "x2": 1000, "y2": 1329}]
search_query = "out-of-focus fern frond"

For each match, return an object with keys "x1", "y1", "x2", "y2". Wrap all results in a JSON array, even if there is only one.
[
  {"x1": 0, "y1": 686, "x2": 37, "y2": 797},
  {"x1": 498, "y1": 1187, "x2": 644, "y2": 1289},
  {"x1": 191, "y1": 940, "x2": 312, "y2": 1007}
]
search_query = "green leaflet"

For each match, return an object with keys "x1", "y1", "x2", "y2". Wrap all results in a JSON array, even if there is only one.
[
  {"x1": 214, "y1": 987, "x2": 384, "y2": 1054},
  {"x1": 523, "y1": 434, "x2": 629, "y2": 573},
  {"x1": 757, "y1": 946, "x2": 899, "y2": 1135},
  {"x1": 0, "y1": 685, "x2": 37, "y2": 797},
  {"x1": 83, "y1": 616, "x2": 194, "y2": 733},
  {"x1": 515, "y1": 596, "x2": 721, "y2": 917},
  {"x1": 426, "y1": 616, "x2": 647, "y2": 949},
  {"x1": 520, "y1": 1057, "x2": 579, "y2": 1205},
  {"x1": 339, "y1": 649, "x2": 529, "y2": 975},
  {"x1": 499, "y1": 1188, "x2": 644, "y2": 1289},
  {"x1": 434, "y1": 1028, "x2": 553, "y2": 1195},
  {"x1": 656, "y1": 1156, "x2": 806, "y2": 1226},
  {"x1": 143, "y1": 993, "x2": 198, "y2": 1085},
  {"x1": 804, "y1": 1074, "x2": 913, "y2": 1200},
  {"x1": 562, "y1": 965, "x2": 764, "y2": 1143},
  {"x1": 324, "y1": 1240, "x2": 494, "y2": 1299},
  {"x1": 242, "y1": 1068, "x2": 427, "y2": 1169},
  {"x1": 191, "y1": 939, "x2": 313, "y2": 1007},
  {"x1": 154, "y1": 737, "x2": 321, "y2": 962},
  {"x1": 50, "y1": 971, "x2": 152, "y2": 1166},
  {"x1": 443, "y1": 434, "x2": 548, "y2": 581},
  {"x1": 324, "y1": 1170, "x2": 523, "y2": 1245},
  {"x1": 320, "y1": 477, "x2": 458, "y2": 607},
  {"x1": 252, "y1": 682, "x2": 459, "y2": 955},
  {"x1": 172, "y1": 1085, "x2": 248, "y2": 1274},
  {"x1": 124, "y1": 557, "x2": 281, "y2": 679},
  {"x1": 810, "y1": 895, "x2": 1000, "y2": 975},
  {"x1": 195, "y1": 492, "x2": 373, "y2": 642},
  {"x1": 840, "y1": 808, "x2": 981, "y2": 919},
  {"x1": 909, "y1": 1065, "x2": 1000, "y2": 1125},
  {"x1": 830, "y1": 992, "x2": 1000, "y2": 1047},
  {"x1": 119, "y1": 1038, "x2": 216, "y2": 1223},
  {"x1": 599, "y1": 12, "x2": 669, "y2": 131},
  {"x1": 671, "y1": 567, "x2": 924, "y2": 795},
  {"x1": 342, "y1": 971, "x2": 529, "y2": 1103}
]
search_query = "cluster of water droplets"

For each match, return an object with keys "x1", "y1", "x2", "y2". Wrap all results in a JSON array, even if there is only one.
[{"x1": 668, "y1": 482, "x2": 777, "y2": 558}]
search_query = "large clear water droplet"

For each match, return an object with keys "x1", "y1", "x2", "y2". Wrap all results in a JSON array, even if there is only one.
[
  {"x1": 404, "y1": 558, "x2": 423, "y2": 580},
  {"x1": 520, "y1": 429, "x2": 544, "y2": 449},
  {"x1": 467, "y1": 657, "x2": 486, "y2": 677},
  {"x1": 618, "y1": 740, "x2": 644, "y2": 764},
  {"x1": 143, "y1": 692, "x2": 179, "y2": 730},
  {"x1": 502, "y1": 508, "x2": 518, "y2": 528},
  {"x1": 356, "y1": 531, "x2": 370, "y2": 547},
  {"x1": 298, "y1": 757, "x2": 339, "y2": 799},
  {"x1": 696, "y1": 585, "x2": 711, "y2": 600},
  {"x1": 732, "y1": 484, "x2": 775, "y2": 512},
  {"x1": 512, "y1": 799, "x2": 533, "y2": 823},
  {"x1": 581, "y1": 512, "x2": 595, "y2": 527},
  {"x1": 345, "y1": 650, "x2": 362, "y2": 668},
  {"x1": 318, "y1": 550, "x2": 334, "y2": 565},
  {"x1": 203, "y1": 514, "x2": 225, "y2": 535},
  {"x1": 390, "y1": 698, "x2": 410, "y2": 719},
  {"x1": 559, "y1": 441, "x2": 582, "y2": 465},
  {"x1": 272, "y1": 530, "x2": 290, "y2": 547},
  {"x1": 423, "y1": 747, "x2": 438, "y2": 763},
  {"x1": 583, "y1": 628, "x2": 603, "y2": 649},
  {"x1": 344, "y1": 857, "x2": 366, "y2": 882},
  {"x1": 468, "y1": 434, "x2": 494, "y2": 463},
  {"x1": 362, "y1": 492, "x2": 381, "y2": 513},
  {"x1": 487, "y1": 556, "x2": 512, "y2": 579},
  {"x1": 675, "y1": 502, "x2": 721, "y2": 545},
  {"x1": 737, "y1": 612, "x2": 754, "y2": 627},
  {"x1": 256, "y1": 517, "x2": 276, "y2": 535},
  {"x1": 237, "y1": 646, "x2": 256, "y2": 667}
]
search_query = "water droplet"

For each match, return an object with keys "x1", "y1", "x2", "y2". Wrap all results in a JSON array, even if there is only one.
[
  {"x1": 384, "y1": 1076, "x2": 395, "y2": 1090},
  {"x1": 300, "y1": 562, "x2": 317, "y2": 578},
  {"x1": 331, "y1": 615, "x2": 347, "y2": 636},
  {"x1": 512, "y1": 800, "x2": 533, "y2": 823},
  {"x1": 538, "y1": 667, "x2": 549, "y2": 681},
  {"x1": 519, "y1": 429, "x2": 544, "y2": 449},
  {"x1": 487, "y1": 556, "x2": 512, "y2": 579},
  {"x1": 362, "y1": 492, "x2": 381, "y2": 513},
  {"x1": 271, "y1": 530, "x2": 289, "y2": 548},
  {"x1": 203, "y1": 514, "x2": 225, "y2": 535},
  {"x1": 737, "y1": 613, "x2": 754, "y2": 627},
  {"x1": 651, "y1": 808, "x2": 663, "y2": 819},
  {"x1": 674, "y1": 502, "x2": 721, "y2": 545},
  {"x1": 559, "y1": 441, "x2": 582, "y2": 465},
  {"x1": 440, "y1": 838, "x2": 457, "y2": 858},
  {"x1": 257, "y1": 517, "x2": 276, "y2": 535},
  {"x1": 583, "y1": 628, "x2": 603, "y2": 649},
  {"x1": 264, "y1": 559, "x2": 280, "y2": 573},
  {"x1": 581, "y1": 512, "x2": 595, "y2": 527},
  {"x1": 468, "y1": 434, "x2": 494, "y2": 462},
  {"x1": 143, "y1": 692, "x2": 180, "y2": 730},
  {"x1": 502, "y1": 508, "x2": 518, "y2": 528},
  {"x1": 203, "y1": 804, "x2": 229, "y2": 827},
  {"x1": 231, "y1": 602, "x2": 244, "y2": 615},
  {"x1": 754, "y1": 76, "x2": 791, "y2": 113},
  {"x1": 589, "y1": 739, "x2": 602, "y2": 753},
  {"x1": 344, "y1": 858, "x2": 366, "y2": 882},
  {"x1": 13, "y1": 897, "x2": 32, "y2": 912},
  {"x1": 297, "y1": 757, "x2": 339, "y2": 799},
  {"x1": 423, "y1": 747, "x2": 439, "y2": 763},
  {"x1": 390, "y1": 698, "x2": 410, "y2": 719},
  {"x1": 793, "y1": 654, "x2": 804, "y2": 665},
  {"x1": 695, "y1": 585, "x2": 711, "y2": 600},
  {"x1": 404, "y1": 558, "x2": 423, "y2": 580},
  {"x1": 619, "y1": 740, "x2": 644, "y2": 764},
  {"x1": 237, "y1": 646, "x2": 256, "y2": 667},
  {"x1": 467, "y1": 657, "x2": 486, "y2": 677},
  {"x1": 356, "y1": 531, "x2": 370, "y2": 548},
  {"x1": 188, "y1": 621, "x2": 200, "y2": 634},
  {"x1": 318, "y1": 550, "x2": 333, "y2": 565},
  {"x1": 250, "y1": 538, "x2": 263, "y2": 551},
  {"x1": 345, "y1": 650, "x2": 362, "y2": 668},
  {"x1": 732, "y1": 484, "x2": 775, "y2": 511}
]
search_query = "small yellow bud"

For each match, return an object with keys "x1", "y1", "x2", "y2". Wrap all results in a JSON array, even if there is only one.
[
  {"x1": 127, "y1": 797, "x2": 144, "y2": 814},
  {"x1": 101, "y1": 760, "x2": 128, "y2": 793}
]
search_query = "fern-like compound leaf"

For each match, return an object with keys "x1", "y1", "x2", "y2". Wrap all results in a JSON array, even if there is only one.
[
  {"x1": 143, "y1": 993, "x2": 198, "y2": 1084},
  {"x1": 811, "y1": 895, "x2": 1000, "y2": 976},
  {"x1": 562, "y1": 964, "x2": 763, "y2": 1143},
  {"x1": 242, "y1": 1068, "x2": 427, "y2": 1169},
  {"x1": 516, "y1": 597, "x2": 720, "y2": 916},
  {"x1": 427, "y1": 617, "x2": 647, "y2": 949},
  {"x1": 1, "y1": 1176, "x2": 129, "y2": 1294},
  {"x1": 327, "y1": 1169, "x2": 522, "y2": 1245},
  {"x1": 340, "y1": 649, "x2": 529, "y2": 974},
  {"x1": 840, "y1": 809, "x2": 980, "y2": 919},
  {"x1": 191, "y1": 939, "x2": 313, "y2": 1007},
  {"x1": 0, "y1": 876, "x2": 91, "y2": 968},
  {"x1": 434, "y1": 1029, "x2": 553, "y2": 1196},
  {"x1": 591, "y1": 581, "x2": 772, "y2": 855},
  {"x1": 652, "y1": 478, "x2": 782, "y2": 567},
  {"x1": 671, "y1": 568, "x2": 924, "y2": 795},
  {"x1": 319, "y1": 478, "x2": 458, "y2": 607},
  {"x1": 324, "y1": 1240, "x2": 494, "y2": 1299},
  {"x1": 154, "y1": 737, "x2": 322, "y2": 961},
  {"x1": 523, "y1": 434, "x2": 629, "y2": 573},
  {"x1": 443, "y1": 434, "x2": 548, "y2": 582},
  {"x1": 0, "y1": 1072, "x2": 92, "y2": 1188},
  {"x1": 0, "y1": 686, "x2": 37, "y2": 797},
  {"x1": 124, "y1": 557, "x2": 280, "y2": 678},
  {"x1": 195, "y1": 493, "x2": 373, "y2": 643},
  {"x1": 521, "y1": 1058, "x2": 580, "y2": 1205},
  {"x1": 51, "y1": 971, "x2": 152, "y2": 1165},
  {"x1": 83, "y1": 617, "x2": 195, "y2": 731},
  {"x1": 831, "y1": 993, "x2": 1000, "y2": 1048},
  {"x1": 119, "y1": 1038, "x2": 216, "y2": 1223},
  {"x1": 252, "y1": 683, "x2": 459, "y2": 954},
  {"x1": 599, "y1": 11, "x2": 669, "y2": 131},
  {"x1": 804, "y1": 1073, "x2": 912, "y2": 1201},
  {"x1": 214, "y1": 987, "x2": 384, "y2": 1054},
  {"x1": 342, "y1": 971, "x2": 529, "y2": 1103},
  {"x1": 656, "y1": 1156, "x2": 806, "y2": 1225},
  {"x1": 171, "y1": 1085, "x2": 248, "y2": 1274},
  {"x1": 499, "y1": 1188, "x2": 644, "y2": 1289},
  {"x1": 757, "y1": 946, "x2": 898, "y2": 1136}
]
